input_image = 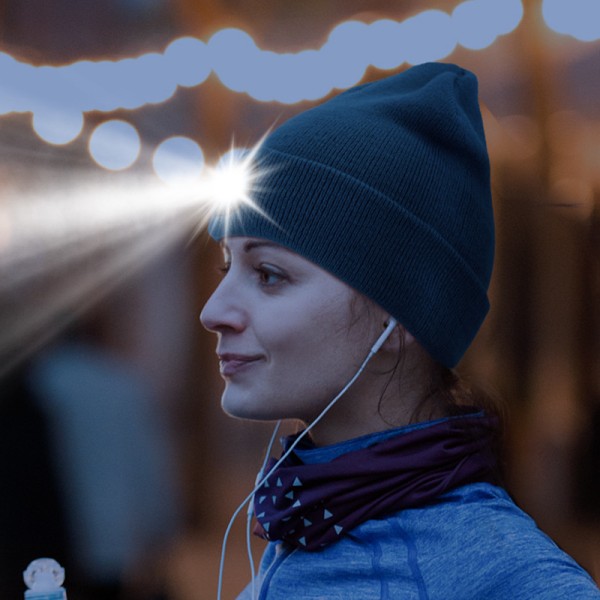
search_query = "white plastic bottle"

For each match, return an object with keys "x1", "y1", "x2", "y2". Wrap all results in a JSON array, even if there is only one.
[{"x1": 23, "y1": 558, "x2": 67, "y2": 600}]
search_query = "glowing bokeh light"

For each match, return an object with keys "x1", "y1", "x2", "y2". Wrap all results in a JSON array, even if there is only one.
[
  {"x1": 323, "y1": 21, "x2": 371, "y2": 90},
  {"x1": 32, "y1": 109, "x2": 84, "y2": 145},
  {"x1": 0, "y1": 53, "x2": 18, "y2": 114},
  {"x1": 365, "y1": 19, "x2": 407, "y2": 71},
  {"x1": 402, "y1": 10, "x2": 457, "y2": 65},
  {"x1": 129, "y1": 52, "x2": 178, "y2": 104},
  {"x1": 88, "y1": 120, "x2": 141, "y2": 171},
  {"x1": 163, "y1": 37, "x2": 211, "y2": 87},
  {"x1": 290, "y1": 49, "x2": 332, "y2": 102},
  {"x1": 543, "y1": 0, "x2": 600, "y2": 41},
  {"x1": 0, "y1": 0, "x2": 531, "y2": 122},
  {"x1": 209, "y1": 28, "x2": 259, "y2": 94},
  {"x1": 245, "y1": 50, "x2": 280, "y2": 102},
  {"x1": 59, "y1": 60, "x2": 99, "y2": 112},
  {"x1": 490, "y1": 0, "x2": 524, "y2": 35},
  {"x1": 453, "y1": 1, "x2": 499, "y2": 50},
  {"x1": 152, "y1": 136, "x2": 205, "y2": 186}
]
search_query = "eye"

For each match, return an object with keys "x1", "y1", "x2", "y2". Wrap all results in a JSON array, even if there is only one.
[{"x1": 253, "y1": 263, "x2": 286, "y2": 287}]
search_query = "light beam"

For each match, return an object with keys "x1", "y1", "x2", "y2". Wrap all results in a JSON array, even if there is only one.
[{"x1": 0, "y1": 131, "x2": 279, "y2": 373}]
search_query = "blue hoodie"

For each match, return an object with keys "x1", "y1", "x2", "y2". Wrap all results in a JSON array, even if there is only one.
[
  {"x1": 240, "y1": 482, "x2": 598, "y2": 599},
  {"x1": 239, "y1": 422, "x2": 599, "y2": 599}
]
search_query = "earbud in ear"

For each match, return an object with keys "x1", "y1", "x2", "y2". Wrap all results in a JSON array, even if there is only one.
[{"x1": 370, "y1": 318, "x2": 397, "y2": 354}]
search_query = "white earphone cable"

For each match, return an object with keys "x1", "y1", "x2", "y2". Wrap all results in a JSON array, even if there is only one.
[
  {"x1": 217, "y1": 318, "x2": 397, "y2": 599},
  {"x1": 246, "y1": 421, "x2": 281, "y2": 599}
]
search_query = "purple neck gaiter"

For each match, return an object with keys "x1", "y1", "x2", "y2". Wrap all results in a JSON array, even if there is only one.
[{"x1": 253, "y1": 412, "x2": 499, "y2": 551}]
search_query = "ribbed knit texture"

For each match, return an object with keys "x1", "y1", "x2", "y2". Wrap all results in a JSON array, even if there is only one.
[{"x1": 209, "y1": 62, "x2": 494, "y2": 367}]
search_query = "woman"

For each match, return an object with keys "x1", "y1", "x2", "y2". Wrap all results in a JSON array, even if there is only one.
[{"x1": 201, "y1": 63, "x2": 599, "y2": 598}]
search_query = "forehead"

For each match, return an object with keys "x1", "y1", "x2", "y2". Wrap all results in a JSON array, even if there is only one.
[{"x1": 221, "y1": 237, "x2": 294, "y2": 257}]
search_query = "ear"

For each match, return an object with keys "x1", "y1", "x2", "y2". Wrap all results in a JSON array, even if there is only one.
[{"x1": 379, "y1": 320, "x2": 415, "y2": 354}]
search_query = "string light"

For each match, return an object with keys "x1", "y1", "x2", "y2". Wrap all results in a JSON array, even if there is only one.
[
  {"x1": 542, "y1": 0, "x2": 600, "y2": 42},
  {"x1": 453, "y1": 1, "x2": 504, "y2": 50},
  {"x1": 364, "y1": 19, "x2": 407, "y2": 71},
  {"x1": 88, "y1": 120, "x2": 141, "y2": 171},
  {"x1": 32, "y1": 108, "x2": 84, "y2": 145},
  {"x1": 402, "y1": 10, "x2": 456, "y2": 65},
  {"x1": 1, "y1": 0, "x2": 526, "y2": 119},
  {"x1": 152, "y1": 136, "x2": 205, "y2": 186},
  {"x1": 163, "y1": 37, "x2": 211, "y2": 88},
  {"x1": 13, "y1": 0, "x2": 600, "y2": 180}
]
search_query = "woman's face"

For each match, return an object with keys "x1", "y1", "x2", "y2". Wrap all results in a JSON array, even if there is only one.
[{"x1": 200, "y1": 237, "x2": 389, "y2": 428}]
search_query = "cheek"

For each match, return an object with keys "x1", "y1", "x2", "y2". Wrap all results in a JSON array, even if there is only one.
[
  {"x1": 265, "y1": 296, "x2": 365, "y2": 387},
  {"x1": 274, "y1": 294, "x2": 351, "y2": 352}
]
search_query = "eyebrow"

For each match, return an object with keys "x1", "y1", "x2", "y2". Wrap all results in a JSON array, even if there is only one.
[
  {"x1": 243, "y1": 240, "x2": 281, "y2": 253},
  {"x1": 220, "y1": 239, "x2": 282, "y2": 254}
]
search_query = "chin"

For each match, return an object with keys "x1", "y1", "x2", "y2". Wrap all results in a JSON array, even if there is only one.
[{"x1": 221, "y1": 389, "x2": 278, "y2": 421}]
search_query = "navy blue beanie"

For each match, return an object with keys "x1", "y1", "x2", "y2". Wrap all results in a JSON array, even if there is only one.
[{"x1": 209, "y1": 62, "x2": 494, "y2": 368}]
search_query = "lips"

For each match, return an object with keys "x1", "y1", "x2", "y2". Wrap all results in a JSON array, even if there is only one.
[{"x1": 217, "y1": 352, "x2": 262, "y2": 377}]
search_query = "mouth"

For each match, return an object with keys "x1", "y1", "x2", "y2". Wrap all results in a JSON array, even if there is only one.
[{"x1": 217, "y1": 353, "x2": 262, "y2": 377}]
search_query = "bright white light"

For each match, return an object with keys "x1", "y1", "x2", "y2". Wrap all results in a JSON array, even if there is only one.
[
  {"x1": 402, "y1": 10, "x2": 457, "y2": 65},
  {"x1": 32, "y1": 109, "x2": 84, "y2": 145},
  {"x1": 195, "y1": 135, "x2": 278, "y2": 238},
  {"x1": 89, "y1": 120, "x2": 141, "y2": 171},
  {"x1": 204, "y1": 151, "x2": 252, "y2": 213},
  {"x1": 452, "y1": 1, "x2": 499, "y2": 50},
  {"x1": 164, "y1": 37, "x2": 211, "y2": 87},
  {"x1": 153, "y1": 136, "x2": 205, "y2": 186},
  {"x1": 543, "y1": 0, "x2": 600, "y2": 41},
  {"x1": 218, "y1": 147, "x2": 249, "y2": 168}
]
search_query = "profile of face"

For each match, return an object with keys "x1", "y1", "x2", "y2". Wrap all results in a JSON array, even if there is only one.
[{"x1": 200, "y1": 237, "x2": 396, "y2": 439}]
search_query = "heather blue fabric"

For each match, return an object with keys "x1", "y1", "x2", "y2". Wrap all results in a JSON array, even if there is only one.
[
  {"x1": 241, "y1": 483, "x2": 599, "y2": 600},
  {"x1": 239, "y1": 421, "x2": 599, "y2": 599}
]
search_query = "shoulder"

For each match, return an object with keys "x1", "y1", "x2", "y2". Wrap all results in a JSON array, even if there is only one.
[
  {"x1": 372, "y1": 483, "x2": 600, "y2": 598},
  {"x1": 253, "y1": 484, "x2": 599, "y2": 599}
]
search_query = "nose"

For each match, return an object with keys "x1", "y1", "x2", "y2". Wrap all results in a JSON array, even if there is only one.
[{"x1": 200, "y1": 277, "x2": 246, "y2": 334}]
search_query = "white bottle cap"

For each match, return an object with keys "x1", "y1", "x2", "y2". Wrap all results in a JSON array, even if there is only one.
[{"x1": 23, "y1": 558, "x2": 67, "y2": 600}]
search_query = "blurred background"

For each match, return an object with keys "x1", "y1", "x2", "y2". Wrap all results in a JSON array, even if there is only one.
[{"x1": 0, "y1": 0, "x2": 599, "y2": 598}]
